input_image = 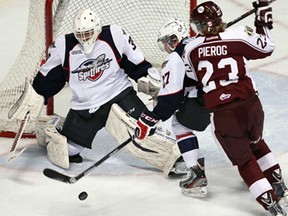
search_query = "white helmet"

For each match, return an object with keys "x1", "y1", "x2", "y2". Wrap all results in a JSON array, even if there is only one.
[
  {"x1": 74, "y1": 9, "x2": 102, "y2": 54},
  {"x1": 157, "y1": 19, "x2": 188, "y2": 52}
]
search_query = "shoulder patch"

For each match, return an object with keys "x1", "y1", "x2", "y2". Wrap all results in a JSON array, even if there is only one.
[{"x1": 244, "y1": 25, "x2": 254, "y2": 36}]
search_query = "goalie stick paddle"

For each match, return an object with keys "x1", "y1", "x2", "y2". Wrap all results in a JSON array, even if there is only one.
[
  {"x1": 226, "y1": 0, "x2": 276, "y2": 28},
  {"x1": 43, "y1": 134, "x2": 134, "y2": 184},
  {"x1": 7, "y1": 111, "x2": 30, "y2": 162}
]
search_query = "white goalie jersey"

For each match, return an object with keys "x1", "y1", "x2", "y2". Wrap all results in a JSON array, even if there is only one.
[{"x1": 35, "y1": 24, "x2": 150, "y2": 110}]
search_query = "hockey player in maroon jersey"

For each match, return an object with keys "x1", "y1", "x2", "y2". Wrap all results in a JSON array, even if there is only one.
[
  {"x1": 134, "y1": 19, "x2": 210, "y2": 197},
  {"x1": 8, "y1": 9, "x2": 186, "y2": 176},
  {"x1": 182, "y1": 1, "x2": 287, "y2": 215}
]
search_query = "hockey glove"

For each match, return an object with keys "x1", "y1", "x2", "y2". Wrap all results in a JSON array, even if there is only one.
[
  {"x1": 135, "y1": 110, "x2": 160, "y2": 140},
  {"x1": 137, "y1": 67, "x2": 162, "y2": 98},
  {"x1": 253, "y1": 0, "x2": 273, "y2": 29},
  {"x1": 8, "y1": 78, "x2": 44, "y2": 121}
]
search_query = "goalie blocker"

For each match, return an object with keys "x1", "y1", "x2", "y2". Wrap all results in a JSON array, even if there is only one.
[
  {"x1": 36, "y1": 104, "x2": 186, "y2": 177},
  {"x1": 8, "y1": 78, "x2": 44, "y2": 121}
]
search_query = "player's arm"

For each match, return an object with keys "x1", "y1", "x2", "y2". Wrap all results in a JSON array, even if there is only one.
[
  {"x1": 115, "y1": 25, "x2": 161, "y2": 97},
  {"x1": 231, "y1": 24, "x2": 275, "y2": 60},
  {"x1": 33, "y1": 36, "x2": 67, "y2": 104},
  {"x1": 153, "y1": 54, "x2": 186, "y2": 121},
  {"x1": 8, "y1": 37, "x2": 67, "y2": 122},
  {"x1": 253, "y1": 0, "x2": 273, "y2": 34},
  {"x1": 135, "y1": 55, "x2": 186, "y2": 139}
]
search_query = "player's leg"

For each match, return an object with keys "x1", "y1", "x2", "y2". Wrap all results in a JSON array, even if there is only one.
[
  {"x1": 105, "y1": 87, "x2": 186, "y2": 177},
  {"x1": 118, "y1": 89, "x2": 188, "y2": 176},
  {"x1": 211, "y1": 96, "x2": 286, "y2": 215},
  {"x1": 249, "y1": 96, "x2": 288, "y2": 207},
  {"x1": 171, "y1": 115, "x2": 207, "y2": 197},
  {"x1": 175, "y1": 97, "x2": 210, "y2": 132},
  {"x1": 39, "y1": 88, "x2": 134, "y2": 168},
  {"x1": 253, "y1": 140, "x2": 288, "y2": 206},
  {"x1": 43, "y1": 107, "x2": 107, "y2": 168}
]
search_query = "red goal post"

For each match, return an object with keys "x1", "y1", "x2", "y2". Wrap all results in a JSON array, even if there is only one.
[{"x1": 0, "y1": 0, "x2": 196, "y2": 138}]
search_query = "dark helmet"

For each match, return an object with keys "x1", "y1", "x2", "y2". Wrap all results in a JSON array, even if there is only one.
[{"x1": 191, "y1": 1, "x2": 223, "y2": 34}]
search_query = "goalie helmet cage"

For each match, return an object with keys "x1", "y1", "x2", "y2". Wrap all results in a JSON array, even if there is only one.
[{"x1": 0, "y1": 0, "x2": 196, "y2": 138}]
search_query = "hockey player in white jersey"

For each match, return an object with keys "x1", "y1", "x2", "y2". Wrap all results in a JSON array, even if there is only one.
[
  {"x1": 135, "y1": 19, "x2": 210, "y2": 197},
  {"x1": 9, "y1": 9, "x2": 185, "y2": 176}
]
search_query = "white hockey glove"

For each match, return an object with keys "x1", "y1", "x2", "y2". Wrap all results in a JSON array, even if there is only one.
[
  {"x1": 135, "y1": 110, "x2": 161, "y2": 140},
  {"x1": 137, "y1": 67, "x2": 162, "y2": 98},
  {"x1": 8, "y1": 79, "x2": 44, "y2": 121},
  {"x1": 253, "y1": 0, "x2": 273, "y2": 29}
]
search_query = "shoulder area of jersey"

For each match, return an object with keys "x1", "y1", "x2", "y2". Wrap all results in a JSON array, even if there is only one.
[
  {"x1": 226, "y1": 25, "x2": 255, "y2": 36},
  {"x1": 48, "y1": 34, "x2": 67, "y2": 49},
  {"x1": 108, "y1": 24, "x2": 127, "y2": 35},
  {"x1": 182, "y1": 37, "x2": 194, "y2": 45}
]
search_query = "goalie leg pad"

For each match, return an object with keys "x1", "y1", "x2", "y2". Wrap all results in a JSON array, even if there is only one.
[
  {"x1": 105, "y1": 103, "x2": 183, "y2": 177},
  {"x1": 35, "y1": 115, "x2": 65, "y2": 147},
  {"x1": 45, "y1": 122, "x2": 69, "y2": 169}
]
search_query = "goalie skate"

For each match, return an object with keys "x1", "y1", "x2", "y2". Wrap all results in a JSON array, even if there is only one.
[
  {"x1": 179, "y1": 157, "x2": 207, "y2": 198},
  {"x1": 169, "y1": 158, "x2": 188, "y2": 176}
]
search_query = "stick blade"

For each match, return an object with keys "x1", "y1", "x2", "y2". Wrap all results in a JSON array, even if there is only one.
[
  {"x1": 6, "y1": 147, "x2": 27, "y2": 162},
  {"x1": 43, "y1": 168, "x2": 75, "y2": 184}
]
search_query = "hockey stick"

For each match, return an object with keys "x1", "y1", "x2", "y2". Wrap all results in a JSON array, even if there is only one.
[
  {"x1": 226, "y1": 0, "x2": 276, "y2": 27},
  {"x1": 7, "y1": 111, "x2": 30, "y2": 162},
  {"x1": 43, "y1": 133, "x2": 134, "y2": 184}
]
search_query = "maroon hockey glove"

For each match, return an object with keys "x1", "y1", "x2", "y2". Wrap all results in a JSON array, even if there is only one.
[
  {"x1": 135, "y1": 110, "x2": 160, "y2": 140},
  {"x1": 253, "y1": 0, "x2": 273, "y2": 29}
]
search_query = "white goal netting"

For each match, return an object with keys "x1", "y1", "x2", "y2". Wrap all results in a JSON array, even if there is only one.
[{"x1": 0, "y1": 0, "x2": 193, "y2": 136}]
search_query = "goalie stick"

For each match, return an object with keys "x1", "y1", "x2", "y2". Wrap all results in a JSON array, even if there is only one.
[
  {"x1": 43, "y1": 134, "x2": 134, "y2": 184},
  {"x1": 7, "y1": 111, "x2": 30, "y2": 162},
  {"x1": 226, "y1": 0, "x2": 276, "y2": 27}
]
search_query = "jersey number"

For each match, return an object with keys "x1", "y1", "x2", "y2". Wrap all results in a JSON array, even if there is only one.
[
  {"x1": 162, "y1": 71, "x2": 170, "y2": 88},
  {"x1": 128, "y1": 36, "x2": 136, "y2": 50},
  {"x1": 199, "y1": 57, "x2": 239, "y2": 93}
]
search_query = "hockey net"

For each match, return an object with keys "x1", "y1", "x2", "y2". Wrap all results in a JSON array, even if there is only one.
[{"x1": 0, "y1": 0, "x2": 195, "y2": 138}]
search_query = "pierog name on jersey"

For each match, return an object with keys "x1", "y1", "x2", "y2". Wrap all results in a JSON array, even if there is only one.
[{"x1": 198, "y1": 45, "x2": 227, "y2": 57}]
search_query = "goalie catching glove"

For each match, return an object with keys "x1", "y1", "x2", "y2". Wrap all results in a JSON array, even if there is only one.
[
  {"x1": 253, "y1": 0, "x2": 273, "y2": 29},
  {"x1": 135, "y1": 110, "x2": 161, "y2": 140},
  {"x1": 137, "y1": 67, "x2": 162, "y2": 98}
]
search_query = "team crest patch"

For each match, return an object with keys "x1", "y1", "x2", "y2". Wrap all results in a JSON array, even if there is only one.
[
  {"x1": 244, "y1": 26, "x2": 254, "y2": 36},
  {"x1": 72, "y1": 54, "x2": 112, "y2": 82}
]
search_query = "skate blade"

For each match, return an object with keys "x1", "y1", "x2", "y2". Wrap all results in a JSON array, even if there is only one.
[{"x1": 181, "y1": 186, "x2": 207, "y2": 198}]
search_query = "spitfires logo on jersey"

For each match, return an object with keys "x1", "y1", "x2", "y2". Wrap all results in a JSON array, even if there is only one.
[{"x1": 72, "y1": 54, "x2": 112, "y2": 82}]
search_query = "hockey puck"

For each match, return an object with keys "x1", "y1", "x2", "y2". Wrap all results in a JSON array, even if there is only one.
[{"x1": 78, "y1": 191, "x2": 88, "y2": 201}]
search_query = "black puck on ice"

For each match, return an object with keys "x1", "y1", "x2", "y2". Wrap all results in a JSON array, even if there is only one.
[{"x1": 78, "y1": 191, "x2": 88, "y2": 201}]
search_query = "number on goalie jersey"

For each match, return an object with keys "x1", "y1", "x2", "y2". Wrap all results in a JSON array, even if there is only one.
[
  {"x1": 182, "y1": 1, "x2": 288, "y2": 214},
  {"x1": 29, "y1": 9, "x2": 183, "y2": 176}
]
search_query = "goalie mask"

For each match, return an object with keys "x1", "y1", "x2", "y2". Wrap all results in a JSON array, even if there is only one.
[
  {"x1": 190, "y1": 1, "x2": 223, "y2": 35},
  {"x1": 157, "y1": 19, "x2": 188, "y2": 52},
  {"x1": 74, "y1": 9, "x2": 102, "y2": 54}
]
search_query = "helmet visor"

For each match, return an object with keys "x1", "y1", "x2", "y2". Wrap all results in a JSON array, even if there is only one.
[
  {"x1": 157, "y1": 35, "x2": 177, "y2": 52},
  {"x1": 75, "y1": 29, "x2": 95, "y2": 42}
]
